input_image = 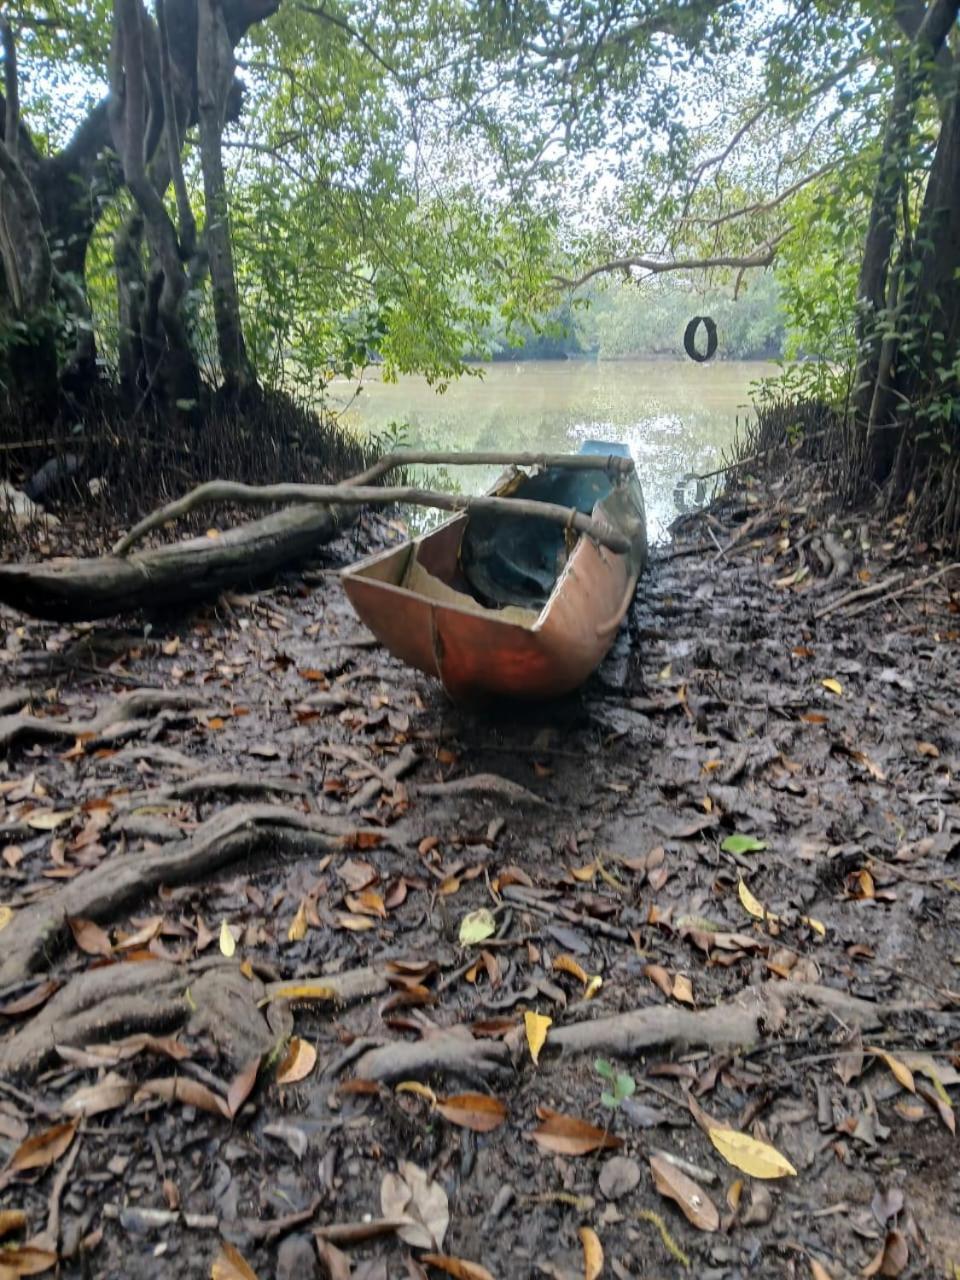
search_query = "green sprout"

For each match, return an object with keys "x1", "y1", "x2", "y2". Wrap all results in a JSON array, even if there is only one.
[{"x1": 595, "y1": 1058, "x2": 636, "y2": 1110}]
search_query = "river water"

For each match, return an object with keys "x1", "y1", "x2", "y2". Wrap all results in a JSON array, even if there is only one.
[{"x1": 332, "y1": 358, "x2": 774, "y2": 540}]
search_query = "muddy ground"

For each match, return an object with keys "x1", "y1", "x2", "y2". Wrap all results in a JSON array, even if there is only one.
[{"x1": 1, "y1": 475, "x2": 959, "y2": 1280}]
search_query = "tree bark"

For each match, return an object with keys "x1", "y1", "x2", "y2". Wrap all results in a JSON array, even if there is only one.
[
  {"x1": 197, "y1": 0, "x2": 254, "y2": 394},
  {"x1": 855, "y1": 0, "x2": 960, "y2": 483}
]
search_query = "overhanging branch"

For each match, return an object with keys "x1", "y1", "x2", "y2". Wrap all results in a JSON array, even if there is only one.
[{"x1": 552, "y1": 232, "x2": 792, "y2": 292}]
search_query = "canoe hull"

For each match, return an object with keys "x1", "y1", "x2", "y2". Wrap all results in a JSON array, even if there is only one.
[{"x1": 342, "y1": 463, "x2": 646, "y2": 702}]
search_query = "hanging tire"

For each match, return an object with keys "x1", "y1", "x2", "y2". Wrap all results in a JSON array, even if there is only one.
[{"x1": 683, "y1": 316, "x2": 718, "y2": 363}]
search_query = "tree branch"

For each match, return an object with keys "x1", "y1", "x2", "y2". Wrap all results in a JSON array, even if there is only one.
[
  {"x1": 552, "y1": 233, "x2": 792, "y2": 292},
  {"x1": 682, "y1": 162, "x2": 838, "y2": 231}
]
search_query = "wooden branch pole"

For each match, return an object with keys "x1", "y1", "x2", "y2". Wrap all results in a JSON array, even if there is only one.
[
  {"x1": 352, "y1": 449, "x2": 635, "y2": 485},
  {"x1": 113, "y1": 480, "x2": 633, "y2": 557}
]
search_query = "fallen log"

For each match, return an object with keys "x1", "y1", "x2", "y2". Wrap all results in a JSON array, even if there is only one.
[{"x1": 0, "y1": 499, "x2": 351, "y2": 622}]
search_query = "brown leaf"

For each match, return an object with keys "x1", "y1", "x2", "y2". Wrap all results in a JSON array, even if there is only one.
[
  {"x1": 66, "y1": 916, "x2": 113, "y2": 958},
  {"x1": 528, "y1": 1108, "x2": 622, "y2": 1157},
  {"x1": 643, "y1": 964, "x2": 673, "y2": 999},
  {"x1": 314, "y1": 1237, "x2": 351, "y2": 1280},
  {"x1": 419, "y1": 1255, "x2": 495, "y2": 1280},
  {"x1": 211, "y1": 1241, "x2": 260, "y2": 1279},
  {"x1": 61, "y1": 1072, "x2": 135, "y2": 1118},
  {"x1": 809, "y1": 1261, "x2": 834, "y2": 1280},
  {"x1": 435, "y1": 1093, "x2": 507, "y2": 1134},
  {"x1": 343, "y1": 889, "x2": 387, "y2": 919},
  {"x1": 0, "y1": 1211, "x2": 26, "y2": 1239},
  {"x1": 553, "y1": 954, "x2": 589, "y2": 985},
  {"x1": 861, "y1": 1230, "x2": 908, "y2": 1277},
  {"x1": 6, "y1": 1119, "x2": 78, "y2": 1176},
  {"x1": 649, "y1": 1154, "x2": 719, "y2": 1232},
  {"x1": 135, "y1": 1077, "x2": 229, "y2": 1118},
  {"x1": 276, "y1": 1038, "x2": 317, "y2": 1086},
  {"x1": 226, "y1": 1057, "x2": 261, "y2": 1117},
  {"x1": 0, "y1": 980, "x2": 61, "y2": 1018},
  {"x1": 0, "y1": 1245, "x2": 58, "y2": 1275}
]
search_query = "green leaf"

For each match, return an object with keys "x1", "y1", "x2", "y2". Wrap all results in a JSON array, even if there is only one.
[
  {"x1": 594, "y1": 1058, "x2": 615, "y2": 1081},
  {"x1": 600, "y1": 1091, "x2": 619, "y2": 1109},
  {"x1": 721, "y1": 834, "x2": 768, "y2": 855},
  {"x1": 615, "y1": 1074, "x2": 636, "y2": 1099}
]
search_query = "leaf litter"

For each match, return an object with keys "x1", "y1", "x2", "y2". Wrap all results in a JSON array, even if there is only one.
[{"x1": 1, "y1": 490, "x2": 959, "y2": 1277}]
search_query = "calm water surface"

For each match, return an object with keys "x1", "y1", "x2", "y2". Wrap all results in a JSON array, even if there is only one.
[{"x1": 333, "y1": 358, "x2": 773, "y2": 540}]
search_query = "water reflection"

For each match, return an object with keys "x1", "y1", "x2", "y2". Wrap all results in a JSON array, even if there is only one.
[{"x1": 335, "y1": 358, "x2": 769, "y2": 540}]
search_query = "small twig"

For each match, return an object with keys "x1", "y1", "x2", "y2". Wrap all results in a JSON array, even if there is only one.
[{"x1": 835, "y1": 563, "x2": 960, "y2": 620}]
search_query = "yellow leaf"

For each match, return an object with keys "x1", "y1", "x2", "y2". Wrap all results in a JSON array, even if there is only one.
[
  {"x1": 396, "y1": 1081, "x2": 438, "y2": 1105},
  {"x1": 738, "y1": 879, "x2": 776, "y2": 922},
  {"x1": 239, "y1": 960, "x2": 254, "y2": 980},
  {"x1": 803, "y1": 915, "x2": 826, "y2": 937},
  {"x1": 579, "y1": 1226, "x2": 603, "y2": 1280},
  {"x1": 459, "y1": 908, "x2": 497, "y2": 946},
  {"x1": 287, "y1": 900, "x2": 308, "y2": 942},
  {"x1": 553, "y1": 954, "x2": 589, "y2": 985},
  {"x1": 0, "y1": 905, "x2": 12, "y2": 932},
  {"x1": 219, "y1": 920, "x2": 236, "y2": 958},
  {"x1": 821, "y1": 678, "x2": 843, "y2": 695},
  {"x1": 267, "y1": 982, "x2": 338, "y2": 1003},
  {"x1": 584, "y1": 975, "x2": 603, "y2": 1000},
  {"x1": 275, "y1": 1037, "x2": 317, "y2": 1085},
  {"x1": 867, "y1": 1048, "x2": 915, "y2": 1093},
  {"x1": 205, "y1": 528, "x2": 221, "y2": 541},
  {"x1": 570, "y1": 861, "x2": 598, "y2": 883},
  {"x1": 708, "y1": 1127, "x2": 796, "y2": 1179},
  {"x1": 525, "y1": 1011, "x2": 552, "y2": 1066},
  {"x1": 211, "y1": 1241, "x2": 259, "y2": 1279}
]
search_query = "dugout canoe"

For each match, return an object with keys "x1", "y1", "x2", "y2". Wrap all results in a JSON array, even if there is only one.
[{"x1": 340, "y1": 441, "x2": 647, "y2": 702}]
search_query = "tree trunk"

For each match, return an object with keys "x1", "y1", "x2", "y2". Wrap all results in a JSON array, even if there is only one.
[
  {"x1": 856, "y1": 0, "x2": 960, "y2": 484},
  {"x1": 197, "y1": 0, "x2": 254, "y2": 396}
]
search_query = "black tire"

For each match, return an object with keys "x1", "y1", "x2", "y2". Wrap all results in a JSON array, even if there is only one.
[{"x1": 683, "y1": 316, "x2": 718, "y2": 363}]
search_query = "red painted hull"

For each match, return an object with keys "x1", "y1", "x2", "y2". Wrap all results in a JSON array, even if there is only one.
[{"x1": 342, "y1": 472, "x2": 646, "y2": 702}]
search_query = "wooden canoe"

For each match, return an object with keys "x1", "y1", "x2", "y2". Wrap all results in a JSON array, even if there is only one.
[{"x1": 341, "y1": 442, "x2": 647, "y2": 702}]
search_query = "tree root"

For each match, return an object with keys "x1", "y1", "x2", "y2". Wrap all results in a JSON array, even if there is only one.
[
  {"x1": 353, "y1": 1028, "x2": 512, "y2": 1085},
  {"x1": 547, "y1": 981, "x2": 882, "y2": 1058},
  {"x1": 415, "y1": 774, "x2": 547, "y2": 807},
  {"x1": 347, "y1": 745, "x2": 420, "y2": 812},
  {"x1": 0, "y1": 804, "x2": 373, "y2": 988},
  {"x1": 121, "y1": 771, "x2": 315, "y2": 810},
  {"x1": 0, "y1": 960, "x2": 399, "y2": 1079},
  {"x1": 0, "y1": 688, "x2": 210, "y2": 752}
]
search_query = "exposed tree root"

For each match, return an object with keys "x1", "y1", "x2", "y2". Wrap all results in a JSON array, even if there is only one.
[
  {"x1": 415, "y1": 774, "x2": 548, "y2": 807},
  {"x1": 548, "y1": 982, "x2": 882, "y2": 1059},
  {"x1": 122, "y1": 771, "x2": 315, "y2": 810},
  {"x1": 347, "y1": 745, "x2": 420, "y2": 812},
  {"x1": 0, "y1": 804, "x2": 376, "y2": 988},
  {"x1": 347, "y1": 982, "x2": 884, "y2": 1087},
  {"x1": 0, "y1": 688, "x2": 210, "y2": 752},
  {"x1": 353, "y1": 1028, "x2": 512, "y2": 1085},
  {"x1": 0, "y1": 960, "x2": 398, "y2": 1079}
]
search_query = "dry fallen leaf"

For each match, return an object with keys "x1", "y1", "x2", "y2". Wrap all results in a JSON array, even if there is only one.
[
  {"x1": 867, "y1": 1049, "x2": 915, "y2": 1094},
  {"x1": 579, "y1": 1226, "x2": 604, "y2": 1280},
  {"x1": 0, "y1": 905, "x2": 12, "y2": 932},
  {"x1": 738, "y1": 879, "x2": 777, "y2": 923},
  {"x1": 708, "y1": 1127, "x2": 796, "y2": 1179},
  {"x1": 554, "y1": 953, "x2": 590, "y2": 985},
  {"x1": 135, "y1": 1077, "x2": 230, "y2": 1118},
  {"x1": 528, "y1": 1108, "x2": 622, "y2": 1157},
  {"x1": 435, "y1": 1093, "x2": 508, "y2": 1134},
  {"x1": 862, "y1": 1229, "x2": 908, "y2": 1278},
  {"x1": 286, "y1": 900, "x2": 308, "y2": 942},
  {"x1": 0, "y1": 1210, "x2": 27, "y2": 1239},
  {"x1": 5, "y1": 1119, "x2": 78, "y2": 1176},
  {"x1": 211, "y1": 1241, "x2": 260, "y2": 1279},
  {"x1": 0, "y1": 1244, "x2": 59, "y2": 1275},
  {"x1": 61, "y1": 1072, "x2": 135, "y2": 1118},
  {"x1": 67, "y1": 916, "x2": 113, "y2": 958},
  {"x1": 419, "y1": 1254, "x2": 496, "y2": 1280},
  {"x1": 809, "y1": 1260, "x2": 834, "y2": 1280},
  {"x1": 821, "y1": 678, "x2": 843, "y2": 695},
  {"x1": 380, "y1": 1161, "x2": 449, "y2": 1250},
  {"x1": 672, "y1": 974, "x2": 695, "y2": 1006},
  {"x1": 276, "y1": 1037, "x2": 317, "y2": 1085},
  {"x1": 649, "y1": 1154, "x2": 719, "y2": 1232},
  {"x1": 524, "y1": 1011, "x2": 552, "y2": 1066},
  {"x1": 219, "y1": 920, "x2": 236, "y2": 957}
]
